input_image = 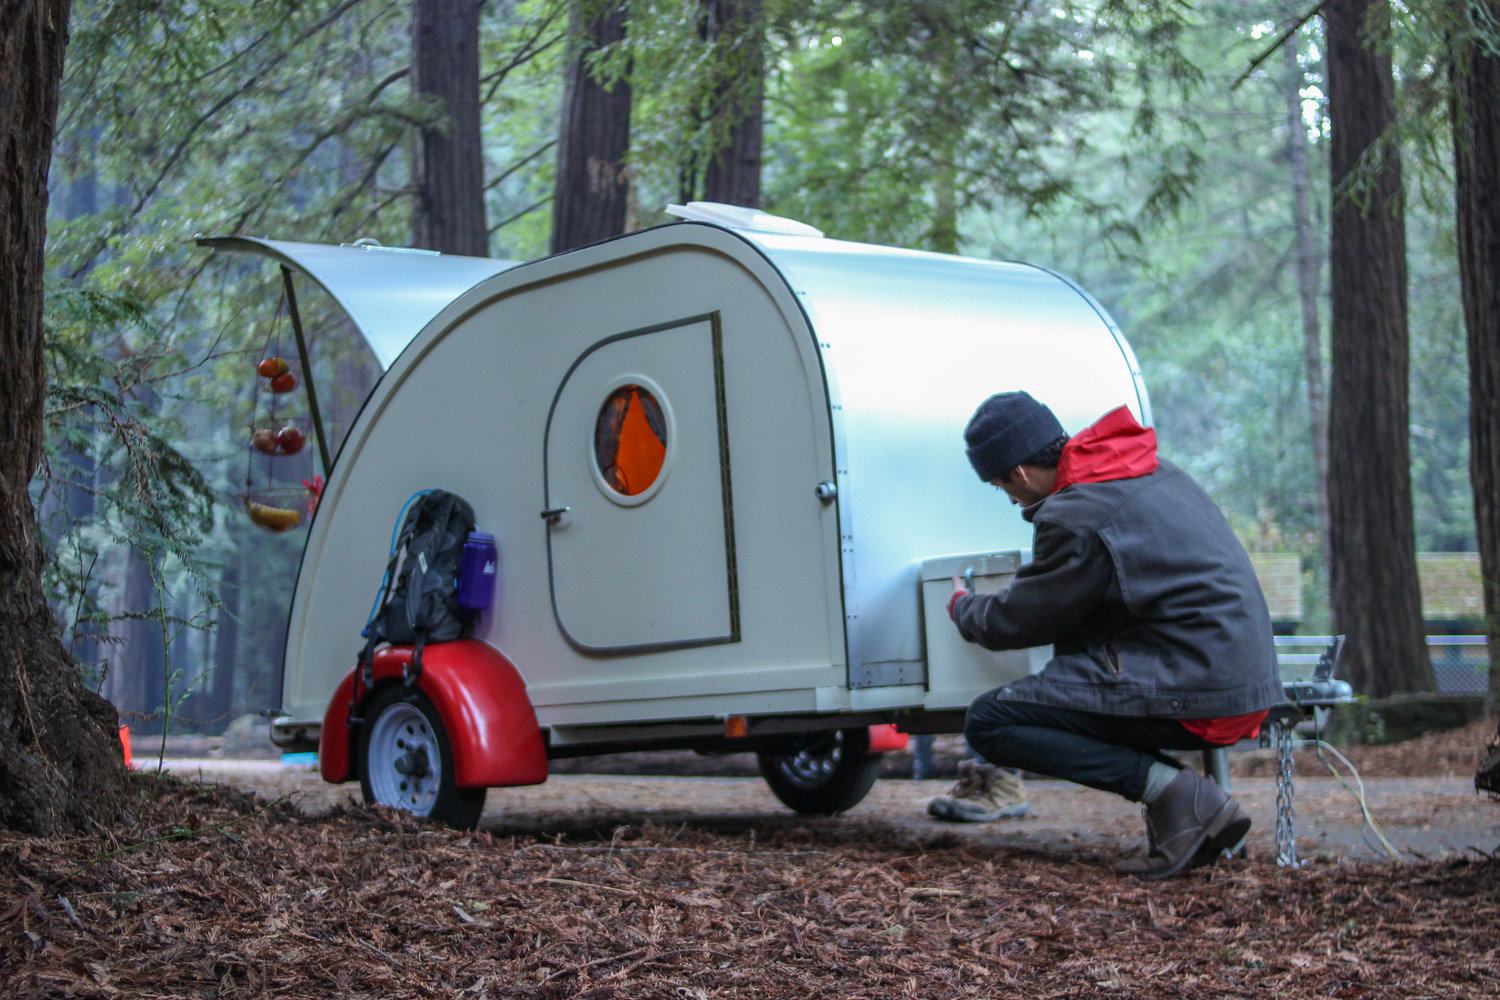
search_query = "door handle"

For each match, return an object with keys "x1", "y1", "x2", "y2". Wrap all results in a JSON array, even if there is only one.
[{"x1": 540, "y1": 506, "x2": 571, "y2": 525}]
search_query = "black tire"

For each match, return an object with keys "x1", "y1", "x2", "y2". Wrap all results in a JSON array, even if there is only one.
[
  {"x1": 756, "y1": 728, "x2": 882, "y2": 815},
  {"x1": 357, "y1": 684, "x2": 486, "y2": 830}
]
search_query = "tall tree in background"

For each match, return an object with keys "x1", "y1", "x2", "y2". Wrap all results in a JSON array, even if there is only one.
[
  {"x1": 1323, "y1": 0, "x2": 1434, "y2": 696},
  {"x1": 0, "y1": 0, "x2": 129, "y2": 834},
  {"x1": 551, "y1": 1, "x2": 632, "y2": 253},
  {"x1": 695, "y1": 0, "x2": 763, "y2": 208},
  {"x1": 1282, "y1": 9, "x2": 1331, "y2": 574},
  {"x1": 765, "y1": 2, "x2": 1203, "y2": 253},
  {"x1": 411, "y1": 0, "x2": 488, "y2": 255},
  {"x1": 35, "y1": 0, "x2": 563, "y2": 740},
  {"x1": 1451, "y1": 0, "x2": 1500, "y2": 708}
]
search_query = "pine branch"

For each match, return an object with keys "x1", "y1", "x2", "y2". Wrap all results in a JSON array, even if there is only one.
[{"x1": 1233, "y1": 2, "x2": 1327, "y2": 91}]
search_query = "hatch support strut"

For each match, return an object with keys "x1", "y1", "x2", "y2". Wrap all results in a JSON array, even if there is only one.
[{"x1": 280, "y1": 265, "x2": 332, "y2": 477}]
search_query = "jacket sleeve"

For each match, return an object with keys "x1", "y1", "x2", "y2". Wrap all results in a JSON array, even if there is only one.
[{"x1": 950, "y1": 520, "x2": 1113, "y2": 651}]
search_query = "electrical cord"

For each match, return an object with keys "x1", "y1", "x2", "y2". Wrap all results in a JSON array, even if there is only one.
[{"x1": 1291, "y1": 736, "x2": 1405, "y2": 862}]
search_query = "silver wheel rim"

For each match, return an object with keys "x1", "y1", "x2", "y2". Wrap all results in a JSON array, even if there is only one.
[
  {"x1": 367, "y1": 700, "x2": 441, "y2": 816},
  {"x1": 779, "y1": 733, "x2": 843, "y2": 786}
]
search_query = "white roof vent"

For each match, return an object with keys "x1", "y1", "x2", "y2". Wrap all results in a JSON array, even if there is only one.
[{"x1": 665, "y1": 201, "x2": 824, "y2": 238}]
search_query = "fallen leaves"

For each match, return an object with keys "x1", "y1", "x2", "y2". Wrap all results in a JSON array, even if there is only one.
[{"x1": 0, "y1": 773, "x2": 1497, "y2": 999}]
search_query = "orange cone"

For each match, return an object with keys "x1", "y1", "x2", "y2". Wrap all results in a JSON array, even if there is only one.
[{"x1": 118, "y1": 725, "x2": 133, "y2": 769}]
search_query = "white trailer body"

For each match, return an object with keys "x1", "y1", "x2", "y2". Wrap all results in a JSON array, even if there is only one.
[{"x1": 204, "y1": 209, "x2": 1149, "y2": 823}]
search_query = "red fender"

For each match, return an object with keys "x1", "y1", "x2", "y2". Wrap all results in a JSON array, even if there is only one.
[
  {"x1": 320, "y1": 639, "x2": 548, "y2": 789},
  {"x1": 867, "y1": 723, "x2": 908, "y2": 753}
]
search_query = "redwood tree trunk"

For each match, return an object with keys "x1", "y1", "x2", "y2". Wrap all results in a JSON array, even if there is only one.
[
  {"x1": 1452, "y1": 4, "x2": 1500, "y2": 710},
  {"x1": 551, "y1": 1, "x2": 632, "y2": 254},
  {"x1": 1323, "y1": 0, "x2": 1435, "y2": 696},
  {"x1": 0, "y1": 0, "x2": 130, "y2": 834},
  {"x1": 411, "y1": 0, "x2": 488, "y2": 256},
  {"x1": 700, "y1": 0, "x2": 763, "y2": 208}
]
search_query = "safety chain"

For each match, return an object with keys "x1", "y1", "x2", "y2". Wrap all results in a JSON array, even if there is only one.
[{"x1": 1274, "y1": 719, "x2": 1297, "y2": 867}]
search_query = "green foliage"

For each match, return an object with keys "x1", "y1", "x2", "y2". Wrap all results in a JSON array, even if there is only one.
[
  {"x1": 36, "y1": 284, "x2": 220, "y2": 682},
  {"x1": 51, "y1": 0, "x2": 565, "y2": 272},
  {"x1": 752, "y1": 0, "x2": 1205, "y2": 250},
  {"x1": 43, "y1": 0, "x2": 567, "y2": 724},
  {"x1": 617, "y1": 1, "x2": 1209, "y2": 245},
  {"x1": 959, "y1": 0, "x2": 1474, "y2": 627},
  {"x1": 35, "y1": 0, "x2": 1484, "y2": 714},
  {"x1": 51, "y1": 0, "x2": 416, "y2": 278},
  {"x1": 622, "y1": 0, "x2": 770, "y2": 212},
  {"x1": 965, "y1": 2, "x2": 1327, "y2": 514},
  {"x1": 482, "y1": 0, "x2": 569, "y2": 259}
]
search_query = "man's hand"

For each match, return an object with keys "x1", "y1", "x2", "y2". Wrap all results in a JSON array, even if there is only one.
[{"x1": 948, "y1": 575, "x2": 970, "y2": 619}]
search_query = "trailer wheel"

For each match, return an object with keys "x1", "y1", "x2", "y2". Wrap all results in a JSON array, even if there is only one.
[
  {"x1": 756, "y1": 728, "x2": 882, "y2": 815},
  {"x1": 358, "y1": 685, "x2": 485, "y2": 830}
]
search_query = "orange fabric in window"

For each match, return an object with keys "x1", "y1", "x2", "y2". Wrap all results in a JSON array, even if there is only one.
[{"x1": 614, "y1": 389, "x2": 666, "y2": 495}]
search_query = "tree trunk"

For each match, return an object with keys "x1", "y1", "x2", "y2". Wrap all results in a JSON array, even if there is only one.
[
  {"x1": 1451, "y1": 4, "x2": 1500, "y2": 710},
  {"x1": 99, "y1": 547, "x2": 166, "y2": 722},
  {"x1": 1323, "y1": 0, "x2": 1434, "y2": 696},
  {"x1": 931, "y1": 159, "x2": 958, "y2": 254},
  {"x1": 551, "y1": 1, "x2": 632, "y2": 254},
  {"x1": 0, "y1": 0, "x2": 130, "y2": 834},
  {"x1": 927, "y1": 27, "x2": 959, "y2": 254},
  {"x1": 1283, "y1": 13, "x2": 1331, "y2": 578},
  {"x1": 700, "y1": 0, "x2": 763, "y2": 208},
  {"x1": 205, "y1": 555, "x2": 242, "y2": 724},
  {"x1": 411, "y1": 0, "x2": 488, "y2": 256}
]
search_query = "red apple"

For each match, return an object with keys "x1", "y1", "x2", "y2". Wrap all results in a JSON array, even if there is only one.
[
  {"x1": 252, "y1": 428, "x2": 279, "y2": 455},
  {"x1": 277, "y1": 426, "x2": 306, "y2": 455},
  {"x1": 258, "y1": 356, "x2": 289, "y2": 378},
  {"x1": 269, "y1": 372, "x2": 297, "y2": 393}
]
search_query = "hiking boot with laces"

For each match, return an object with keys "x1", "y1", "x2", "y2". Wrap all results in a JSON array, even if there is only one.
[{"x1": 927, "y1": 760, "x2": 1030, "y2": 822}]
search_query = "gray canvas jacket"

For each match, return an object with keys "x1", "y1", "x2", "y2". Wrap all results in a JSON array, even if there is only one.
[{"x1": 950, "y1": 458, "x2": 1282, "y2": 719}]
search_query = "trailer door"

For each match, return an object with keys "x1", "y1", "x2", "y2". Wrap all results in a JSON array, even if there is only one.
[{"x1": 543, "y1": 314, "x2": 738, "y2": 653}]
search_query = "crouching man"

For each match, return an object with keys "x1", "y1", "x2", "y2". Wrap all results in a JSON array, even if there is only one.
[{"x1": 949, "y1": 391, "x2": 1282, "y2": 880}]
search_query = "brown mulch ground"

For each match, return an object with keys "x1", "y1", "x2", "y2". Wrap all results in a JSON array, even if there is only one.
[{"x1": 4, "y1": 759, "x2": 1499, "y2": 1000}]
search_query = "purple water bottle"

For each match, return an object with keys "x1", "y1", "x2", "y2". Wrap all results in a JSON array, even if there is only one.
[{"x1": 456, "y1": 531, "x2": 497, "y2": 610}]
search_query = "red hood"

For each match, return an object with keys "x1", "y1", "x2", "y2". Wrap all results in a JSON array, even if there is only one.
[{"x1": 1052, "y1": 406, "x2": 1158, "y2": 492}]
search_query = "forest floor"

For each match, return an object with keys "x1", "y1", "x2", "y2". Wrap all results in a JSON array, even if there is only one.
[{"x1": 3, "y1": 720, "x2": 1499, "y2": 998}]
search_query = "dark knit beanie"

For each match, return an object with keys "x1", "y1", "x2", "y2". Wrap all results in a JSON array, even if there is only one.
[{"x1": 964, "y1": 391, "x2": 1065, "y2": 482}]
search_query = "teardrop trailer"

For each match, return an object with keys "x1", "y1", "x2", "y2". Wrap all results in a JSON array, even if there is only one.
[{"x1": 202, "y1": 205, "x2": 1153, "y2": 829}]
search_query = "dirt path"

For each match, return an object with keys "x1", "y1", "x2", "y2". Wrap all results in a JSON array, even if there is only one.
[{"x1": 159, "y1": 757, "x2": 1498, "y2": 869}]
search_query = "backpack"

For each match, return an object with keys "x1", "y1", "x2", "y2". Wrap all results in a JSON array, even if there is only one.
[{"x1": 355, "y1": 490, "x2": 477, "y2": 693}]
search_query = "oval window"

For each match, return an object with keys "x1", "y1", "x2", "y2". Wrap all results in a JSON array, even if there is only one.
[{"x1": 594, "y1": 384, "x2": 667, "y2": 497}]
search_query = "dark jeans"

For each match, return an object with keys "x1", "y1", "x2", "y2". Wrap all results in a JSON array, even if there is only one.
[{"x1": 964, "y1": 690, "x2": 1224, "y2": 802}]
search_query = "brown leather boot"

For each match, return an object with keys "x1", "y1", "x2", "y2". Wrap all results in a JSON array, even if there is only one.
[
  {"x1": 1112, "y1": 769, "x2": 1251, "y2": 880},
  {"x1": 1194, "y1": 798, "x2": 1251, "y2": 863}
]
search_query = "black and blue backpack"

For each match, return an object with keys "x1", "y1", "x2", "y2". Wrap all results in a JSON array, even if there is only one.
[{"x1": 354, "y1": 489, "x2": 477, "y2": 702}]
